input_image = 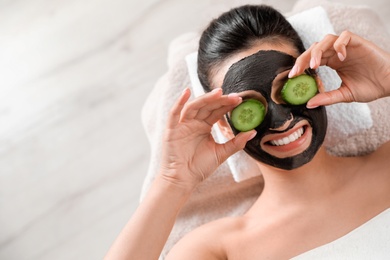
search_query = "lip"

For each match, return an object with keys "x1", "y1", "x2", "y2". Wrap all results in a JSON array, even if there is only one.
[{"x1": 260, "y1": 120, "x2": 312, "y2": 158}]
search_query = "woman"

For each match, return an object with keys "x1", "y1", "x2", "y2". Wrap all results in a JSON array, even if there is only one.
[{"x1": 105, "y1": 5, "x2": 390, "y2": 259}]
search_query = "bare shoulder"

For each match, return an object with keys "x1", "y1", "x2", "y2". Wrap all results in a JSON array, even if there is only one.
[{"x1": 166, "y1": 217, "x2": 244, "y2": 260}]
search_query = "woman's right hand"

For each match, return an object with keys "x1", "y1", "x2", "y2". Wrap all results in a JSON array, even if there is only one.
[
  {"x1": 158, "y1": 88, "x2": 256, "y2": 191},
  {"x1": 289, "y1": 31, "x2": 390, "y2": 108}
]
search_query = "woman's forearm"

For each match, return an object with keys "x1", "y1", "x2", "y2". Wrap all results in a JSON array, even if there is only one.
[{"x1": 104, "y1": 175, "x2": 194, "y2": 260}]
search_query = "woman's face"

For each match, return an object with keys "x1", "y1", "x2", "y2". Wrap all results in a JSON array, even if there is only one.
[{"x1": 211, "y1": 42, "x2": 328, "y2": 170}]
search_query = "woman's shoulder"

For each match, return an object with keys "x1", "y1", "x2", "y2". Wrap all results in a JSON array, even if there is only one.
[{"x1": 165, "y1": 216, "x2": 246, "y2": 260}]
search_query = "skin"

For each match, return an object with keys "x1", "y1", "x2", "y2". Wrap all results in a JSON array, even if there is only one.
[{"x1": 105, "y1": 31, "x2": 390, "y2": 260}]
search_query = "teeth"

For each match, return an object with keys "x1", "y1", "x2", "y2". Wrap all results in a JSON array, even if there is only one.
[{"x1": 270, "y1": 127, "x2": 304, "y2": 146}]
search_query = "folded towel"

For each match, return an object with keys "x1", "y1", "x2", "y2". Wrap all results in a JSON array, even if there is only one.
[{"x1": 186, "y1": 6, "x2": 373, "y2": 182}]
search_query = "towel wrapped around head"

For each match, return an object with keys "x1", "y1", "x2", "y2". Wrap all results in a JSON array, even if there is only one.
[{"x1": 140, "y1": 1, "x2": 390, "y2": 258}]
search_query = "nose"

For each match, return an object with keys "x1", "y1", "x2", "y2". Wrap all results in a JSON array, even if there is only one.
[{"x1": 268, "y1": 103, "x2": 293, "y2": 130}]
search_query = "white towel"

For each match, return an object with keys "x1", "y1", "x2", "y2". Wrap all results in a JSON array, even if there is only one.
[
  {"x1": 185, "y1": 6, "x2": 373, "y2": 182},
  {"x1": 292, "y1": 208, "x2": 390, "y2": 259}
]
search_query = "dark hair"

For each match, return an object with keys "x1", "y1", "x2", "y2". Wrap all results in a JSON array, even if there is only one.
[{"x1": 197, "y1": 5, "x2": 306, "y2": 92}]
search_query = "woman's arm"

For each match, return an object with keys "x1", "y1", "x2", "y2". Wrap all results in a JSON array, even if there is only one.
[
  {"x1": 105, "y1": 88, "x2": 256, "y2": 259},
  {"x1": 104, "y1": 176, "x2": 193, "y2": 260}
]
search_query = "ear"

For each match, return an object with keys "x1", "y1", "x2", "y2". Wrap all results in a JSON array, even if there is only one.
[{"x1": 216, "y1": 116, "x2": 235, "y2": 140}]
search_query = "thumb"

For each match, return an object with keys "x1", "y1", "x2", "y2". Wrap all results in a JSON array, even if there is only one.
[
  {"x1": 307, "y1": 85, "x2": 354, "y2": 108},
  {"x1": 215, "y1": 130, "x2": 257, "y2": 164}
]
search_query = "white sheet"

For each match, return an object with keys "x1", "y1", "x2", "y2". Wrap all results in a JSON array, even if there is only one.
[{"x1": 293, "y1": 208, "x2": 390, "y2": 259}]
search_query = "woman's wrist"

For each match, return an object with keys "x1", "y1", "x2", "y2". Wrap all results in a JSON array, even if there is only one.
[{"x1": 154, "y1": 172, "x2": 199, "y2": 199}]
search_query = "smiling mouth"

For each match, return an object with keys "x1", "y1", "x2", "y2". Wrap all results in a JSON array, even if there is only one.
[
  {"x1": 260, "y1": 121, "x2": 312, "y2": 158},
  {"x1": 268, "y1": 127, "x2": 305, "y2": 146}
]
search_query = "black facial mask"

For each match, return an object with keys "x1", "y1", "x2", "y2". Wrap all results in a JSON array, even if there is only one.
[{"x1": 222, "y1": 50, "x2": 327, "y2": 170}]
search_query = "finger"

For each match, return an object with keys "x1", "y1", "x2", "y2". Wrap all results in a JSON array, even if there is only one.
[
  {"x1": 333, "y1": 30, "x2": 353, "y2": 61},
  {"x1": 202, "y1": 103, "x2": 240, "y2": 126},
  {"x1": 192, "y1": 95, "x2": 241, "y2": 121},
  {"x1": 180, "y1": 88, "x2": 222, "y2": 120},
  {"x1": 306, "y1": 84, "x2": 355, "y2": 108},
  {"x1": 289, "y1": 43, "x2": 317, "y2": 78},
  {"x1": 181, "y1": 90, "x2": 241, "y2": 122},
  {"x1": 194, "y1": 93, "x2": 242, "y2": 122},
  {"x1": 215, "y1": 130, "x2": 257, "y2": 164},
  {"x1": 289, "y1": 34, "x2": 339, "y2": 78},
  {"x1": 309, "y1": 34, "x2": 338, "y2": 69},
  {"x1": 167, "y1": 87, "x2": 191, "y2": 128}
]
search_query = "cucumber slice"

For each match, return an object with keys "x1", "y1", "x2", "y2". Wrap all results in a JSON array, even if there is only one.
[
  {"x1": 231, "y1": 99, "x2": 265, "y2": 132},
  {"x1": 281, "y1": 75, "x2": 318, "y2": 105}
]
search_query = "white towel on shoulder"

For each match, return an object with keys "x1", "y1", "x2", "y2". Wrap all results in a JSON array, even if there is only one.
[{"x1": 292, "y1": 208, "x2": 390, "y2": 259}]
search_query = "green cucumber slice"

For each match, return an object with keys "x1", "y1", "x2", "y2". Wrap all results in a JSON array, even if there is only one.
[
  {"x1": 231, "y1": 99, "x2": 265, "y2": 132},
  {"x1": 281, "y1": 75, "x2": 318, "y2": 105}
]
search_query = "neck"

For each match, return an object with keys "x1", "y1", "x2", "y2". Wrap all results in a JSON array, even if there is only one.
[{"x1": 248, "y1": 147, "x2": 344, "y2": 213}]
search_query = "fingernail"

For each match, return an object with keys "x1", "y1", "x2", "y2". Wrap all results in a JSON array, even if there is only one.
[
  {"x1": 228, "y1": 93, "x2": 239, "y2": 98},
  {"x1": 337, "y1": 52, "x2": 345, "y2": 61},
  {"x1": 289, "y1": 65, "x2": 297, "y2": 78},
  {"x1": 310, "y1": 57, "x2": 316, "y2": 69},
  {"x1": 228, "y1": 93, "x2": 242, "y2": 104},
  {"x1": 212, "y1": 88, "x2": 222, "y2": 93},
  {"x1": 247, "y1": 130, "x2": 257, "y2": 141},
  {"x1": 306, "y1": 102, "x2": 319, "y2": 109},
  {"x1": 181, "y1": 87, "x2": 189, "y2": 96}
]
